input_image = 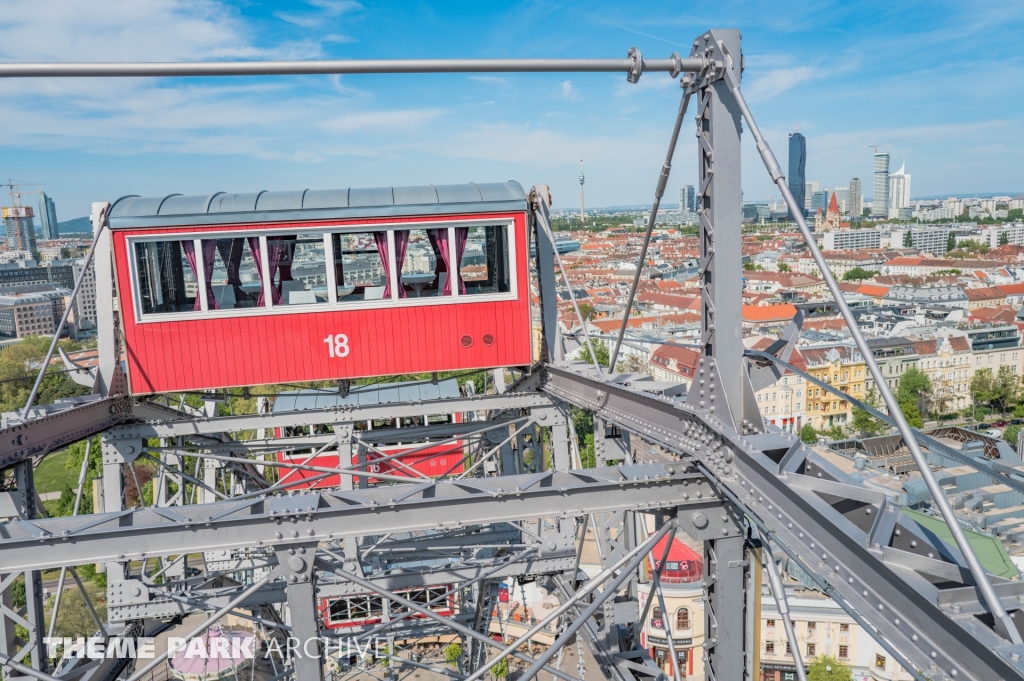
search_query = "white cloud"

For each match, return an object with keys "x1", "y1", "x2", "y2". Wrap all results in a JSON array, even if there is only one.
[
  {"x1": 744, "y1": 66, "x2": 818, "y2": 103},
  {"x1": 321, "y1": 109, "x2": 448, "y2": 133},
  {"x1": 558, "y1": 80, "x2": 579, "y2": 101},
  {"x1": 274, "y1": 0, "x2": 362, "y2": 28}
]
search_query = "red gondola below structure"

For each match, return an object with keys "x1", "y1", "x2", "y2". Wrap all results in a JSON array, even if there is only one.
[{"x1": 107, "y1": 182, "x2": 533, "y2": 394}]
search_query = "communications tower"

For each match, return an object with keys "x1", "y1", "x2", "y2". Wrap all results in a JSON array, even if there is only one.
[{"x1": 578, "y1": 157, "x2": 585, "y2": 223}]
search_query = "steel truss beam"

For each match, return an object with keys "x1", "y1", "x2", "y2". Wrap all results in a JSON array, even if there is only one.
[
  {"x1": 542, "y1": 364, "x2": 1024, "y2": 681},
  {"x1": 0, "y1": 396, "x2": 132, "y2": 468},
  {"x1": 121, "y1": 391, "x2": 553, "y2": 438},
  {"x1": 0, "y1": 463, "x2": 709, "y2": 572}
]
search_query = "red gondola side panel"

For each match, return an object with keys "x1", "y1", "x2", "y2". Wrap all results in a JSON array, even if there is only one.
[{"x1": 108, "y1": 183, "x2": 533, "y2": 394}]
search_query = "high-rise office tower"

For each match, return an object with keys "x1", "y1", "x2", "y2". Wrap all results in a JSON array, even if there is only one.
[
  {"x1": 850, "y1": 178, "x2": 863, "y2": 217},
  {"x1": 888, "y1": 161, "x2": 911, "y2": 218},
  {"x1": 787, "y1": 131, "x2": 806, "y2": 220},
  {"x1": 872, "y1": 153, "x2": 890, "y2": 217},
  {"x1": 38, "y1": 192, "x2": 59, "y2": 240},
  {"x1": 811, "y1": 189, "x2": 829, "y2": 215},
  {"x1": 804, "y1": 180, "x2": 819, "y2": 211},
  {"x1": 679, "y1": 185, "x2": 695, "y2": 214}
]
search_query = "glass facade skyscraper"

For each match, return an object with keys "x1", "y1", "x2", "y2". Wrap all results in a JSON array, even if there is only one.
[
  {"x1": 872, "y1": 153, "x2": 890, "y2": 217},
  {"x1": 38, "y1": 193, "x2": 59, "y2": 240},
  {"x1": 679, "y1": 185, "x2": 696, "y2": 213},
  {"x1": 787, "y1": 132, "x2": 806, "y2": 221}
]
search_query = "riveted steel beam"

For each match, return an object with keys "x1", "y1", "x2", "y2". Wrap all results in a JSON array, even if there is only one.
[
  {"x1": 0, "y1": 463, "x2": 711, "y2": 572},
  {"x1": 542, "y1": 364, "x2": 1024, "y2": 681}
]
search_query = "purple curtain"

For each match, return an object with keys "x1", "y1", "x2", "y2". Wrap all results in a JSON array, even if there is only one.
[
  {"x1": 247, "y1": 237, "x2": 268, "y2": 307},
  {"x1": 454, "y1": 227, "x2": 469, "y2": 295},
  {"x1": 393, "y1": 230, "x2": 409, "y2": 298},
  {"x1": 182, "y1": 240, "x2": 199, "y2": 310},
  {"x1": 427, "y1": 229, "x2": 448, "y2": 281},
  {"x1": 432, "y1": 228, "x2": 452, "y2": 296},
  {"x1": 276, "y1": 236, "x2": 295, "y2": 286},
  {"x1": 201, "y1": 240, "x2": 220, "y2": 310},
  {"x1": 265, "y1": 238, "x2": 287, "y2": 305},
  {"x1": 373, "y1": 232, "x2": 391, "y2": 298},
  {"x1": 216, "y1": 238, "x2": 245, "y2": 300}
]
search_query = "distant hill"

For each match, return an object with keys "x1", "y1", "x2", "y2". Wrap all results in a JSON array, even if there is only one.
[{"x1": 56, "y1": 216, "x2": 92, "y2": 235}]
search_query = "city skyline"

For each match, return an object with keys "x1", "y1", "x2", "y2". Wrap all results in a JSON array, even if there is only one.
[{"x1": 0, "y1": 1, "x2": 1022, "y2": 217}]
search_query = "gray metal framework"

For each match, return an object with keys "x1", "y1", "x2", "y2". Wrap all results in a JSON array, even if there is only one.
[{"x1": 0, "y1": 28, "x2": 1016, "y2": 681}]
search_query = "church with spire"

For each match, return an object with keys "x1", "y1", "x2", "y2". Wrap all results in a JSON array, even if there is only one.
[{"x1": 814, "y1": 191, "x2": 847, "y2": 231}]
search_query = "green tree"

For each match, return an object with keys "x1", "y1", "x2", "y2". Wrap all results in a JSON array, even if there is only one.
[
  {"x1": 1004, "y1": 425, "x2": 1021, "y2": 450},
  {"x1": 45, "y1": 583, "x2": 107, "y2": 638},
  {"x1": 1000, "y1": 230, "x2": 1010, "y2": 246},
  {"x1": 972, "y1": 367, "x2": 1019, "y2": 414},
  {"x1": 11, "y1": 577, "x2": 25, "y2": 609},
  {"x1": 743, "y1": 261, "x2": 764, "y2": 271},
  {"x1": 808, "y1": 655, "x2": 853, "y2": 681},
  {"x1": 778, "y1": 263, "x2": 791, "y2": 272},
  {"x1": 616, "y1": 354, "x2": 652, "y2": 376},
  {"x1": 800, "y1": 423, "x2": 818, "y2": 445},
  {"x1": 899, "y1": 399, "x2": 924, "y2": 428},
  {"x1": 0, "y1": 337, "x2": 91, "y2": 414},
  {"x1": 571, "y1": 407, "x2": 596, "y2": 468},
  {"x1": 946, "y1": 231, "x2": 957, "y2": 252},
  {"x1": 66, "y1": 436, "x2": 102, "y2": 479},
  {"x1": 444, "y1": 643, "x2": 462, "y2": 666},
  {"x1": 1013, "y1": 403, "x2": 1024, "y2": 419},
  {"x1": 577, "y1": 339, "x2": 609, "y2": 367},
  {"x1": 576, "y1": 302, "x2": 594, "y2": 321},
  {"x1": 972, "y1": 368, "x2": 995, "y2": 410},
  {"x1": 897, "y1": 367, "x2": 932, "y2": 407},
  {"x1": 841, "y1": 267, "x2": 878, "y2": 281},
  {"x1": 852, "y1": 387, "x2": 886, "y2": 436},
  {"x1": 903, "y1": 231, "x2": 913, "y2": 247},
  {"x1": 490, "y1": 657, "x2": 509, "y2": 678}
]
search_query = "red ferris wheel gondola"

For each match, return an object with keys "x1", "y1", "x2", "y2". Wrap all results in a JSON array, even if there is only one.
[{"x1": 107, "y1": 182, "x2": 533, "y2": 394}]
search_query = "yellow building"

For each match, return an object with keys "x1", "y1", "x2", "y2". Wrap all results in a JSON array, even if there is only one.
[{"x1": 800, "y1": 345, "x2": 866, "y2": 431}]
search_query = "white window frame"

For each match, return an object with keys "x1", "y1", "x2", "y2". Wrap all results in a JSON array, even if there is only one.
[{"x1": 125, "y1": 217, "x2": 518, "y2": 324}]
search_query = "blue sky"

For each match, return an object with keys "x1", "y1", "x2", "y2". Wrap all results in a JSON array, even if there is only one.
[{"x1": 1, "y1": 0, "x2": 1022, "y2": 219}]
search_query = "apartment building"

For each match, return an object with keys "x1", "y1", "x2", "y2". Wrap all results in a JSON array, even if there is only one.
[
  {"x1": 0, "y1": 288, "x2": 70, "y2": 339},
  {"x1": 911, "y1": 335, "x2": 973, "y2": 414},
  {"x1": 800, "y1": 346, "x2": 867, "y2": 430},
  {"x1": 649, "y1": 344, "x2": 701, "y2": 386},
  {"x1": 964, "y1": 323, "x2": 1023, "y2": 379},
  {"x1": 753, "y1": 348, "x2": 808, "y2": 433},
  {"x1": 760, "y1": 585, "x2": 914, "y2": 681}
]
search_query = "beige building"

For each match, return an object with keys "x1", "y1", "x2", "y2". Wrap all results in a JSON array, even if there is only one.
[
  {"x1": 751, "y1": 345, "x2": 808, "y2": 434},
  {"x1": 759, "y1": 584, "x2": 914, "y2": 681}
]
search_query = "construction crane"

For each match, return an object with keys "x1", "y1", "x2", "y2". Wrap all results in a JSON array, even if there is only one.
[{"x1": 2, "y1": 179, "x2": 43, "y2": 253}]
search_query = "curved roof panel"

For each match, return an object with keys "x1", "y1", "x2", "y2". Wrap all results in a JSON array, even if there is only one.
[{"x1": 108, "y1": 181, "x2": 526, "y2": 229}]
